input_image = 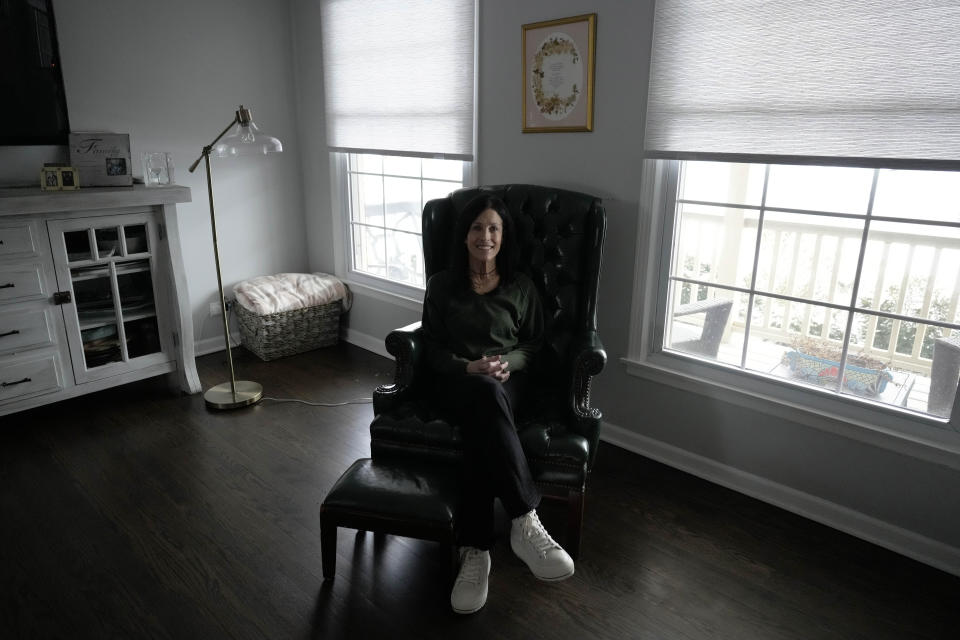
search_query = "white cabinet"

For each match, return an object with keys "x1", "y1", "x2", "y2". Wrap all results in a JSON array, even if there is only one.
[{"x1": 0, "y1": 186, "x2": 200, "y2": 416}]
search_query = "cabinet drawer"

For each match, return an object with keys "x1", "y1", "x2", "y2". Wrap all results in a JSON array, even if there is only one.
[
  {"x1": 0, "y1": 265, "x2": 44, "y2": 303},
  {"x1": 0, "y1": 354, "x2": 61, "y2": 403},
  {"x1": 0, "y1": 223, "x2": 37, "y2": 259},
  {"x1": 0, "y1": 309, "x2": 54, "y2": 353}
]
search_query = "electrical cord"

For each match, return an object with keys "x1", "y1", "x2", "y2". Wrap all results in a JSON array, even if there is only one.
[{"x1": 261, "y1": 396, "x2": 373, "y2": 407}]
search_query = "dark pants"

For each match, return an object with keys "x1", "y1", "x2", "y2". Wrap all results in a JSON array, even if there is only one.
[{"x1": 433, "y1": 372, "x2": 541, "y2": 550}]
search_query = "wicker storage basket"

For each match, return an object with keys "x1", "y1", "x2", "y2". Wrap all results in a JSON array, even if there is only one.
[{"x1": 236, "y1": 300, "x2": 340, "y2": 361}]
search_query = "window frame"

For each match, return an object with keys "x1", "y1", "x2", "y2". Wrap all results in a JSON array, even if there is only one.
[
  {"x1": 330, "y1": 152, "x2": 475, "y2": 308},
  {"x1": 625, "y1": 159, "x2": 960, "y2": 469}
]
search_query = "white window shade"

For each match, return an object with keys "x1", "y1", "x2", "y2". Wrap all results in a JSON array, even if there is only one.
[
  {"x1": 644, "y1": 0, "x2": 960, "y2": 166},
  {"x1": 320, "y1": 0, "x2": 475, "y2": 160}
]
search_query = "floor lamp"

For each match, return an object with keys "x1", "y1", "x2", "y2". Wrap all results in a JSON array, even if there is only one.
[{"x1": 188, "y1": 105, "x2": 282, "y2": 410}]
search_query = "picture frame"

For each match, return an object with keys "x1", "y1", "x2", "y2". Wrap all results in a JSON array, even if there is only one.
[
  {"x1": 58, "y1": 167, "x2": 78, "y2": 190},
  {"x1": 68, "y1": 132, "x2": 134, "y2": 187},
  {"x1": 39, "y1": 164, "x2": 80, "y2": 191},
  {"x1": 522, "y1": 13, "x2": 596, "y2": 133},
  {"x1": 40, "y1": 166, "x2": 60, "y2": 191}
]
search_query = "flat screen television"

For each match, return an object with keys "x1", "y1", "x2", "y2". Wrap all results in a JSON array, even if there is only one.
[{"x1": 0, "y1": 0, "x2": 69, "y2": 145}]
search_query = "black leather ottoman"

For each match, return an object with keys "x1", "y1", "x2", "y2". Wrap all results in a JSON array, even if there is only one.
[{"x1": 320, "y1": 458, "x2": 460, "y2": 580}]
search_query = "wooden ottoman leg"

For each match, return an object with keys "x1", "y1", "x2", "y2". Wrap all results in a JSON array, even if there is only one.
[
  {"x1": 320, "y1": 509, "x2": 337, "y2": 580},
  {"x1": 448, "y1": 530, "x2": 460, "y2": 583},
  {"x1": 566, "y1": 489, "x2": 584, "y2": 560}
]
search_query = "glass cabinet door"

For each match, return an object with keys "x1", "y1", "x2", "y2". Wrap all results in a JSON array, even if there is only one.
[{"x1": 49, "y1": 214, "x2": 167, "y2": 383}]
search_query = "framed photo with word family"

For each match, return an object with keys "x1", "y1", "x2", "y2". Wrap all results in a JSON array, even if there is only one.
[
  {"x1": 522, "y1": 13, "x2": 597, "y2": 133},
  {"x1": 68, "y1": 132, "x2": 133, "y2": 187}
]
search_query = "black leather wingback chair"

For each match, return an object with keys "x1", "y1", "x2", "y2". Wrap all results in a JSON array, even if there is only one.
[{"x1": 370, "y1": 184, "x2": 607, "y2": 558}]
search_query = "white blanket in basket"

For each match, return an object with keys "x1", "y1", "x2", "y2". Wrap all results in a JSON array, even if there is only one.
[{"x1": 233, "y1": 273, "x2": 350, "y2": 316}]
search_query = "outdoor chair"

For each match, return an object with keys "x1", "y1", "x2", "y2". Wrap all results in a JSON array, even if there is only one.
[
  {"x1": 928, "y1": 333, "x2": 960, "y2": 418},
  {"x1": 670, "y1": 298, "x2": 733, "y2": 358}
]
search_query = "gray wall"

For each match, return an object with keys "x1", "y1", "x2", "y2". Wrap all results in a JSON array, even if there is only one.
[
  {"x1": 290, "y1": 0, "x2": 334, "y2": 279},
  {"x1": 0, "y1": 0, "x2": 308, "y2": 350}
]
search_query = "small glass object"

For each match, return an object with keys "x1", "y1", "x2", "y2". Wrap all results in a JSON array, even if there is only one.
[{"x1": 141, "y1": 152, "x2": 174, "y2": 186}]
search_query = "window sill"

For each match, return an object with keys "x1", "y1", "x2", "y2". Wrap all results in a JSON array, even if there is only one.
[
  {"x1": 340, "y1": 273, "x2": 424, "y2": 313},
  {"x1": 621, "y1": 353, "x2": 960, "y2": 471}
]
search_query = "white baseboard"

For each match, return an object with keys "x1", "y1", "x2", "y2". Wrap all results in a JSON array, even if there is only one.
[
  {"x1": 194, "y1": 332, "x2": 241, "y2": 357},
  {"x1": 195, "y1": 329, "x2": 390, "y2": 360},
  {"x1": 600, "y1": 421, "x2": 960, "y2": 577},
  {"x1": 342, "y1": 327, "x2": 391, "y2": 360}
]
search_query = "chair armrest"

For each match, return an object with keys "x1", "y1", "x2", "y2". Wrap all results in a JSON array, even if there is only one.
[
  {"x1": 373, "y1": 321, "x2": 424, "y2": 414},
  {"x1": 563, "y1": 330, "x2": 606, "y2": 468},
  {"x1": 568, "y1": 330, "x2": 606, "y2": 418}
]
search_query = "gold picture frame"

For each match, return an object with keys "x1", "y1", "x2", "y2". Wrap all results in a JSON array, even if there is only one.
[
  {"x1": 40, "y1": 167, "x2": 60, "y2": 191},
  {"x1": 39, "y1": 164, "x2": 80, "y2": 191},
  {"x1": 58, "y1": 166, "x2": 78, "y2": 190},
  {"x1": 522, "y1": 13, "x2": 596, "y2": 133}
]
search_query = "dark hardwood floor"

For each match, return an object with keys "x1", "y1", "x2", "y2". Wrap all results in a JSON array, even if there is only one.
[{"x1": 1, "y1": 342, "x2": 957, "y2": 639}]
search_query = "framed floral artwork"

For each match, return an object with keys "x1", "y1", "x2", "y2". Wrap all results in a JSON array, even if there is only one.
[{"x1": 522, "y1": 13, "x2": 596, "y2": 133}]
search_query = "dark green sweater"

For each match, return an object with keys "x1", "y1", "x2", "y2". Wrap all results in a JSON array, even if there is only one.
[{"x1": 422, "y1": 270, "x2": 544, "y2": 375}]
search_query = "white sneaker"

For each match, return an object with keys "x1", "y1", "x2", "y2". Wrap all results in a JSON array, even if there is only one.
[
  {"x1": 450, "y1": 547, "x2": 491, "y2": 614},
  {"x1": 510, "y1": 510, "x2": 575, "y2": 581}
]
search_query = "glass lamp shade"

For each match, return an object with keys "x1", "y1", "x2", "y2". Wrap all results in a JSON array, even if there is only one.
[{"x1": 214, "y1": 119, "x2": 283, "y2": 158}]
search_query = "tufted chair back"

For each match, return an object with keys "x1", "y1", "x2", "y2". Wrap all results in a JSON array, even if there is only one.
[{"x1": 422, "y1": 184, "x2": 605, "y2": 391}]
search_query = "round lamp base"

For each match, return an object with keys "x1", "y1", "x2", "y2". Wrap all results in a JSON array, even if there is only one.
[{"x1": 204, "y1": 380, "x2": 263, "y2": 410}]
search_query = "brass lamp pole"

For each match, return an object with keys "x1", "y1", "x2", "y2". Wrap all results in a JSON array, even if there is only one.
[{"x1": 188, "y1": 105, "x2": 282, "y2": 410}]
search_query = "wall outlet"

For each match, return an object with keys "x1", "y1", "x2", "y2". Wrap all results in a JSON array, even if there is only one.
[{"x1": 209, "y1": 299, "x2": 235, "y2": 316}]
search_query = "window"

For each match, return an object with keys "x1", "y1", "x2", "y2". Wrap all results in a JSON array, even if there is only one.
[
  {"x1": 641, "y1": 159, "x2": 960, "y2": 425},
  {"x1": 320, "y1": 0, "x2": 476, "y2": 294},
  {"x1": 635, "y1": 1, "x2": 960, "y2": 444},
  {"x1": 345, "y1": 153, "x2": 466, "y2": 289}
]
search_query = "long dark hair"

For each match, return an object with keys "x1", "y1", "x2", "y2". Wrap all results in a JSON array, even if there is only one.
[{"x1": 450, "y1": 194, "x2": 519, "y2": 292}]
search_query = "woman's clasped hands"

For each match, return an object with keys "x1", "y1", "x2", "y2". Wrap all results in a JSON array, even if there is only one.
[{"x1": 466, "y1": 354, "x2": 510, "y2": 382}]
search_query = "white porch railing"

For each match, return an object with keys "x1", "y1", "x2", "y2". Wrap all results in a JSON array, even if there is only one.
[{"x1": 678, "y1": 209, "x2": 960, "y2": 377}]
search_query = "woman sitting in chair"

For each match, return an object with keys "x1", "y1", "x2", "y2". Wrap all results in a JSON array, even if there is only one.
[{"x1": 422, "y1": 194, "x2": 574, "y2": 615}]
